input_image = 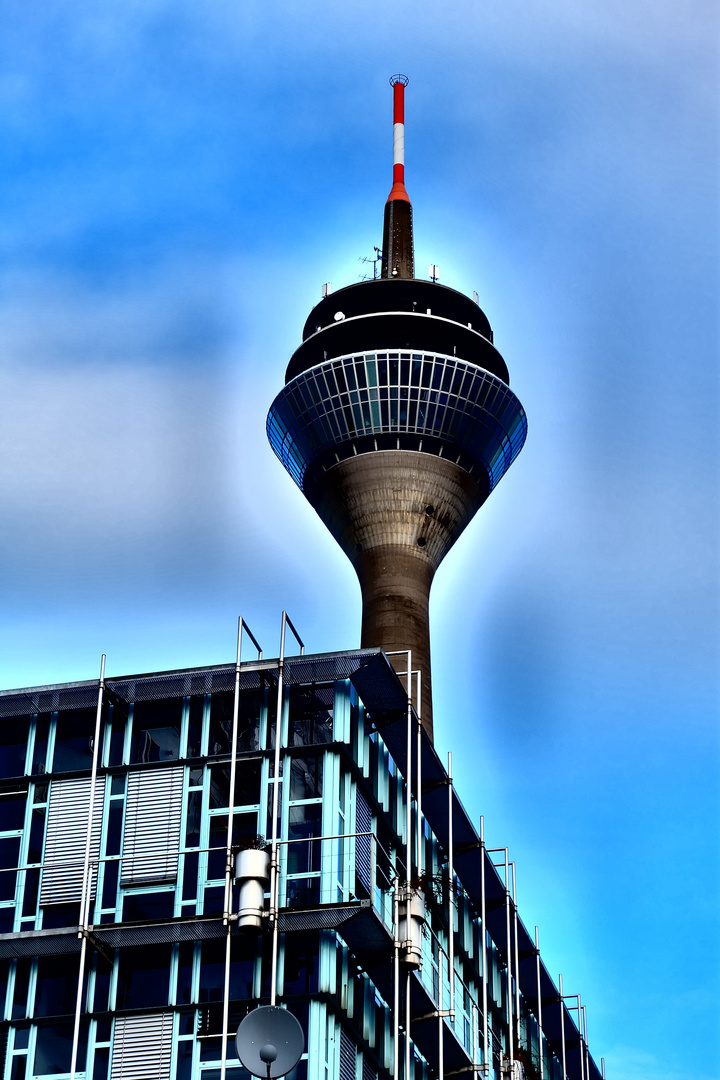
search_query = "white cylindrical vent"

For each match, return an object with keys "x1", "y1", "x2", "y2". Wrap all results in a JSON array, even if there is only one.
[
  {"x1": 399, "y1": 886, "x2": 425, "y2": 969},
  {"x1": 235, "y1": 848, "x2": 270, "y2": 930}
]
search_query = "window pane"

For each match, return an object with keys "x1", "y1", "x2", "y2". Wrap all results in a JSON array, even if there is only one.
[
  {"x1": 53, "y1": 708, "x2": 96, "y2": 772},
  {"x1": 0, "y1": 717, "x2": 29, "y2": 778},
  {"x1": 116, "y1": 944, "x2": 172, "y2": 1010},
  {"x1": 130, "y1": 699, "x2": 182, "y2": 763},
  {"x1": 0, "y1": 793, "x2": 27, "y2": 831},
  {"x1": 34, "y1": 1021, "x2": 87, "y2": 1075},
  {"x1": 0, "y1": 837, "x2": 20, "y2": 902},
  {"x1": 290, "y1": 756, "x2": 323, "y2": 800},
  {"x1": 34, "y1": 955, "x2": 78, "y2": 1017},
  {"x1": 288, "y1": 685, "x2": 334, "y2": 746}
]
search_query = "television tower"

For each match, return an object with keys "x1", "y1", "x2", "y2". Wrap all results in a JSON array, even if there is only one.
[{"x1": 268, "y1": 76, "x2": 527, "y2": 739}]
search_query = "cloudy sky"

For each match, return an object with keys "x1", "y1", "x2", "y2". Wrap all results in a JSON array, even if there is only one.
[{"x1": 0, "y1": 2, "x2": 717, "y2": 1077}]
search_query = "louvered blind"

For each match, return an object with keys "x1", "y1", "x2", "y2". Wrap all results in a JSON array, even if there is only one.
[
  {"x1": 362, "y1": 1056, "x2": 378, "y2": 1080},
  {"x1": 339, "y1": 1027, "x2": 357, "y2": 1080},
  {"x1": 111, "y1": 1012, "x2": 173, "y2": 1080},
  {"x1": 121, "y1": 767, "x2": 183, "y2": 886},
  {"x1": 355, "y1": 787, "x2": 372, "y2": 894},
  {"x1": 40, "y1": 776, "x2": 106, "y2": 906}
]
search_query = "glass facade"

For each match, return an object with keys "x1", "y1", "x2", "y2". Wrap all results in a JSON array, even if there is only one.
[
  {"x1": 267, "y1": 352, "x2": 527, "y2": 492},
  {"x1": 0, "y1": 652, "x2": 598, "y2": 1080}
]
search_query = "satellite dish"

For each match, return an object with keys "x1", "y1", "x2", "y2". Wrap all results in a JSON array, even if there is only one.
[
  {"x1": 235, "y1": 1006, "x2": 304, "y2": 1079},
  {"x1": 333, "y1": 311, "x2": 345, "y2": 321}
]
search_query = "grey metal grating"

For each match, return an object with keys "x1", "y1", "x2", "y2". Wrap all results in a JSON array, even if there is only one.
[
  {"x1": 107, "y1": 667, "x2": 236, "y2": 703},
  {"x1": 355, "y1": 788, "x2": 373, "y2": 894},
  {"x1": 339, "y1": 1027, "x2": 357, "y2": 1080},
  {"x1": 94, "y1": 918, "x2": 226, "y2": 949},
  {"x1": 278, "y1": 900, "x2": 370, "y2": 932},
  {"x1": 111, "y1": 1012, "x2": 173, "y2": 1080},
  {"x1": 0, "y1": 683, "x2": 99, "y2": 718}
]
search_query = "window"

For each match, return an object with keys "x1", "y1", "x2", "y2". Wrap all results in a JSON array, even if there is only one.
[
  {"x1": 53, "y1": 708, "x2": 97, "y2": 772},
  {"x1": 130, "y1": 700, "x2": 182, "y2": 764},
  {"x1": 121, "y1": 768, "x2": 183, "y2": 886},
  {"x1": 0, "y1": 717, "x2": 29, "y2": 778},
  {"x1": 40, "y1": 776, "x2": 105, "y2": 906}
]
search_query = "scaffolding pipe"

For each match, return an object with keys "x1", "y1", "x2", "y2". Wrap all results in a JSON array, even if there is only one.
[
  {"x1": 220, "y1": 618, "x2": 243, "y2": 1080},
  {"x1": 582, "y1": 1005, "x2": 590, "y2": 1080},
  {"x1": 559, "y1": 974, "x2": 567, "y2": 1080},
  {"x1": 472, "y1": 1001, "x2": 479, "y2": 1080},
  {"x1": 416, "y1": 669, "x2": 422, "y2": 878},
  {"x1": 511, "y1": 864, "x2": 520, "y2": 1051},
  {"x1": 438, "y1": 1011, "x2": 444, "y2": 1080},
  {"x1": 70, "y1": 653, "x2": 105, "y2": 1080},
  {"x1": 601, "y1": 1057, "x2": 605, "y2": 1079},
  {"x1": 447, "y1": 752, "x2": 455, "y2": 1021},
  {"x1": 394, "y1": 875, "x2": 400, "y2": 1079},
  {"x1": 406, "y1": 650, "x2": 412, "y2": 883},
  {"x1": 504, "y1": 850, "x2": 513, "y2": 1078},
  {"x1": 535, "y1": 926, "x2": 544, "y2": 1080},
  {"x1": 578, "y1": 996, "x2": 585, "y2": 1080},
  {"x1": 269, "y1": 612, "x2": 287, "y2": 1007},
  {"x1": 480, "y1": 818, "x2": 489, "y2": 1077},
  {"x1": 406, "y1": 970, "x2": 412, "y2": 1080}
]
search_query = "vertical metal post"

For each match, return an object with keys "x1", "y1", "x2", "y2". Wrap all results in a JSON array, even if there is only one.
[
  {"x1": 406, "y1": 970, "x2": 411, "y2": 1080},
  {"x1": 406, "y1": 651, "x2": 412, "y2": 883},
  {"x1": 269, "y1": 612, "x2": 288, "y2": 1007},
  {"x1": 447, "y1": 753, "x2": 454, "y2": 1021},
  {"x1": 220, "y1": 618, "x2": 243, "y2": 1080},
  {"x1": 70, "y1": 653, "x2": 105, "y2": 1080},
  {"x1": 582, "y1": 1005, "x2": 589, "y2": 1080},
  {"x1": 601, "y1": 1056, "x2": 606, "y2": 1079},
  {"x1": 511, "y1": 864, "x2": 520, "y2": 1051},
  {"x1": 577, "y1": 995, "x2": 585, "y2": 1080},
  {"x1": 224, "y1": 618, "x2": 243, "y2": 922},
  {"x1": 480, "y1": 818, "x2": 488, "y2": 1077},
  {"x1": 535, "y1": 926, "x2": 544, "y2": 1080},
  {"x1": 394, "y1": 874, "x2": 400, "y2": 1079},
  {"x1": 416, "y1": 670, "x2": 422, "y2": 878},
  {"x1": 559, "y1": 974, "x2": 567, "y2": 1080},
  {"x1": 438, "y1": 1011, "x2": 444, "y2": 1080},
  {"x1": 504, "y1": 850, "x2": 513, "y2": 1078},
  {"x1": 472, "y1": 1001, "x2": 479, "y2": 1080}
]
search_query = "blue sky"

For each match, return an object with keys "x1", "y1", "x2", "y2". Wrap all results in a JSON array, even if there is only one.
[{"x1": 0, "y1": 2, "x2": 717, "y2": 1076}]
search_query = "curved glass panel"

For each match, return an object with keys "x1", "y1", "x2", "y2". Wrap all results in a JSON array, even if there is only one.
[{"x1": 267, "y1": 351, "x2": 527, "y2": 493}]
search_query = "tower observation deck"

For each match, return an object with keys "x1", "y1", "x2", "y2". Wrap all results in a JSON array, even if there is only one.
[{"x1": 268, "y1": 76, "x2": 527, "y2": 739}]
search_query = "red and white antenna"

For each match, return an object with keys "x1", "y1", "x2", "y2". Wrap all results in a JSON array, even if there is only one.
[
  {"x1": 381, "y1": 74, "x2": 414, "y2": 278},
  {"x1": 388, "y1": 74, "x2": 410, "y2": 204}
]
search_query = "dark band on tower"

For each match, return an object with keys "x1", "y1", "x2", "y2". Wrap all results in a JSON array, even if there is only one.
[{"x1": 268, "y1": 76, "x2": 527, "y2": 739}]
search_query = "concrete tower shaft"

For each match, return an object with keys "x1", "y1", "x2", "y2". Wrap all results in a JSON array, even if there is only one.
[
  {"x1": 267, "y1": 78, "x2": 527, "y2": 739},
  {"x1": 305, "y1": 451, "x2": 486, "y2": 725}
]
